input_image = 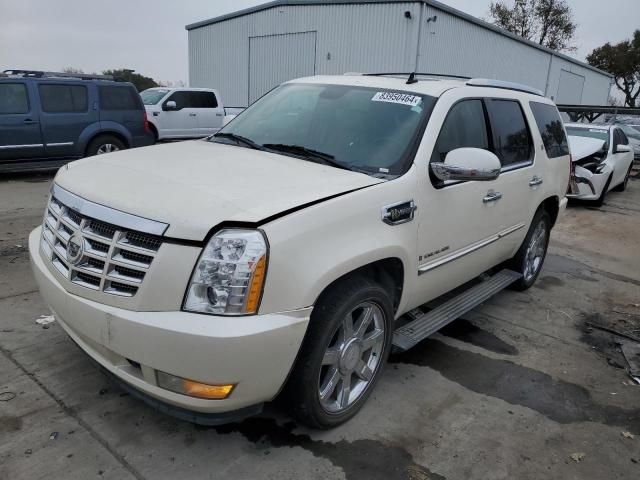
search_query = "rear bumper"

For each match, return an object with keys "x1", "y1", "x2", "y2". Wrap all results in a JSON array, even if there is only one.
[
  {"x1": 131, "y1": 132, "x2": 155, "y2": 148},
  {"x1": 29, "y1": 227, "x2": 310, "y2": 419}
]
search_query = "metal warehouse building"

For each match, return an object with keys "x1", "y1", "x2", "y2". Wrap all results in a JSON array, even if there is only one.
[{"x1": 186, "y1": 0, "x2": 613, "y2": 107}]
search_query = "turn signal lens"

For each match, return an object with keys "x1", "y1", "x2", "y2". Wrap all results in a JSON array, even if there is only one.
[{"x1": 156, "y1": 371, "x2": 235, "y2": 400}]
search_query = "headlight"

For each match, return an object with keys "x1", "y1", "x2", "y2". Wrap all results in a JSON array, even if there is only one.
[{"x1": 183, "y1": 229, "x2": 268, "y2": 315}]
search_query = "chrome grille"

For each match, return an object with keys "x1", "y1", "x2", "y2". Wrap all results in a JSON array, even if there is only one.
[{"x1": 40, "y1": 193, "x2": 163, "y2": 297}]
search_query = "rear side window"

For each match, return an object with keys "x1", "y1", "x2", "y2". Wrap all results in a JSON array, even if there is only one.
[
  {"x1": 0, "y1": 83, "x2": 29, "y2": 114},
  {"x1": 529, "y1": 102, "x2": 569, "y2": 158},
  {"x1": 99, "y1": 86, "x2": 141, "y2": 111},
  {"x1": 431, "y1": 99, "x2": 489, "y2": 163},
  {"x1": 191, "y1": 91, "x2": 218, "y2": 108},
  {"x1": 486, "y1": 100, "x2": 533, "y2": 167},
  {"x1": 38, "y1": 84, "x2": 88, "y2": 113}
]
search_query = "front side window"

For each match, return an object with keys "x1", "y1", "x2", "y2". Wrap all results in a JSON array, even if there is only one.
[
  {"x1": 529, "y1": 102, "x2": 569, "y2": 159},
  {"x1": 212, "y1": 83, "x2": 436, "y2": 176},
  {"x1": 99, "y1": 86, "x2": 141, "y2": 111},
  {"x1": 38, "y1": 84, "x2": 87, "y2": 113},
  {"x1": 430, "y1": 99, "x2": 489, "y2": 164},
  {"x1": 0, "y1": 83, "x2": 29, "y2": 114},
  {"x1": 486, "y1": 99, "x2": 533, "y2": 167},
  {"x1": 164, "y1": 91, "x2": 193, "y2": 109}
]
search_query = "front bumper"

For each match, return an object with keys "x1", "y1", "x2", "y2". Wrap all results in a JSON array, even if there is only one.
[
  {"x1": 29, "y1": 227, "x2": 310, "y2": 419},
  {"x1": 566, "y1": 165, "x2": 609, "y2": 201}
]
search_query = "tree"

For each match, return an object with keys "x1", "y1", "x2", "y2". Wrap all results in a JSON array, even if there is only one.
[
  {"x1": 488, "y1": 0, "x2": 577, "y2": 52},
  {"x1": 102, "y1": 69, "x2": 159, "y2": 91},
  {"x1": 587, "y1": 31, "x2": 640, "y2": 108},
  {"x1": 61, "y1": 66, "x2": 85, "y2": 74}
]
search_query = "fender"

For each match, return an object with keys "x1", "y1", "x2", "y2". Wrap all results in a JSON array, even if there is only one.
[{"x1": 76, "y1": 122, "x2": 105, "y2": 155}]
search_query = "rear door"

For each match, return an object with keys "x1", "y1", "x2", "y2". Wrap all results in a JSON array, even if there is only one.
[
  {"x1": 484, "y1": 97, "x2": 539, "y2": 254},
  {"x1": 37, "y1": 82, "x2": 95, "y2": 158},
  {"x1": 160, "y1": 91, "x2": 198, "y2": 137},
  {"x1": 192, "y1": 91, "x2": 224, "y2": 135},
  {"x1": 0, "y1": 81, "x2": 44, "y2": 162}
]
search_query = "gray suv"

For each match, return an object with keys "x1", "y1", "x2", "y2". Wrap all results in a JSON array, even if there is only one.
[{"x1": 0, "y1": 70, "x2": 154, "y2": 173}]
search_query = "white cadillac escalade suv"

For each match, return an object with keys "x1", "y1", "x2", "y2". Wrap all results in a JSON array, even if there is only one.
[{"x1": 29, "y1": 74, "x2": 570, "y2": 428}]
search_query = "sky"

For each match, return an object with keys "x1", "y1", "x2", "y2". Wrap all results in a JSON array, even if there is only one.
[{"x1": 0, "y1": 0, "x2": 638, "y2": 84}]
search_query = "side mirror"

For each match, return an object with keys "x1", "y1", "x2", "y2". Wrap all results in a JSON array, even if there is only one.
[
  {"x1": 615, "y1": 144, "x2": 632, "y2": 154},
  {"x1": 164, "y1": 100, "x2": 177, "y2": 111},
  {"x1": 431, "y1": 148, "x2": 502, "y2": 182}
]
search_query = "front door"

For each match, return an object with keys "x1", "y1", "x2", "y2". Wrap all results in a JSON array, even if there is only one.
[
  {"x1": 0, "y1": 81, "x2": 44, "y2": 162},
  {"x1": 161, "y1": 91, "x2": 198, "y2": 137},
  {"x1": 411, "y1": 95, "x2": 524, "y2": 308}
]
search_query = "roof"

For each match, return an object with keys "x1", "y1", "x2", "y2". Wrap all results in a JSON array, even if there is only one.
[
  {"x1": 284, "y1": 74, "x2": 556, "y2": 101},
  {"x1": 185, "y1": 0, "x2": 611, "y2": 79}
]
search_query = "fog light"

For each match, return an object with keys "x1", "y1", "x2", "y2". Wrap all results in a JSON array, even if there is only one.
[{"x1": 156, "y1": 371, "x2": 235, "y2": 400}]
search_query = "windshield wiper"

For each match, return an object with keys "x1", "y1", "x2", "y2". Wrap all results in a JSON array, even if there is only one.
[
  {"x1": 262, "y1": 144, "x2": 351, "y2": 171},
  {"x1": 213, "y1": 132, "x2": 264, "y2": 151}
]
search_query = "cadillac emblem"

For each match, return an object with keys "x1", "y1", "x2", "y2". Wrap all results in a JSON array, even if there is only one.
[{"x1": 66, "y1": 233, "x2": 84, "y2": 265}]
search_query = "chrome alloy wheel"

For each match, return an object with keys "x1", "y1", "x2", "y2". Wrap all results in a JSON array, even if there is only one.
[
  {"x1": 318, "y1": 302, "x2": 385, "y2": 413},
  {"x1": 96, "y1": 143, "x2": 120, "y2": 155},
  {"x1": 523, "y1": 220, "x2": 547, "y2": 282}
]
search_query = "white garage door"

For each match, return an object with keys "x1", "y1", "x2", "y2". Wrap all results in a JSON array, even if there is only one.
[
  {"x1": 556, "y1": 70, "x2": 585, "y2": 104},
  {"x1": 248, "y1": 31, "x2": 317, "y2": 104}
]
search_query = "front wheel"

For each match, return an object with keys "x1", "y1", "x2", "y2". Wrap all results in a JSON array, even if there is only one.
[
  {"x1": 285, "y1": 277, "x2": 393, "y2": 429},
  {"x1": 509, "y1": 210, "x2": 551, "y2": 291}
]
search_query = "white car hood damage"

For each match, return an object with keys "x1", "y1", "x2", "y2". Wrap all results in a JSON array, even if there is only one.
[
  {"x1": 56, "y1": 140, "x2": 383, "y2": 240},
  {"x1": 568, "y1": 136, "x2": 605, "y2": 162}
]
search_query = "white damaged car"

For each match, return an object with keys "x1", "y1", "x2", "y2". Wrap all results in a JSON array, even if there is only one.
[{"x1": 566, "y1": 123, "x2": 634, "y2": 205}]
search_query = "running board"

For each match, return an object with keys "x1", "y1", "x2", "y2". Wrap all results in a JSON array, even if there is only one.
[{"x1": 392, "y1": 269, "x2": 522, "y2": 352}]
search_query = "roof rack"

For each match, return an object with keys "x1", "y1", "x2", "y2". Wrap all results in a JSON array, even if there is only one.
[
  {"x1": 2, "y1": 70, "x2": 116, "y2": 81},
  {"x1": 363, "y1": 72, "x2": 472, "y2": 83},
  {"x1": 466, "y1": 78, "x2": 544, "y2": 97}
]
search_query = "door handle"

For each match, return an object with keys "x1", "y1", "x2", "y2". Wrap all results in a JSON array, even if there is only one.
[
  {"x1": 23, "y1": 119, "x2": 37, "y2": 124},
  {"x1": 216, "y1": 113, "x2": 223, "y2": 117},
  {"x1": 483, "y1": 190, "x2": 503, "y2": 203},
  {"x1": 189, "y1": 113, "x2": 197, "y2": 117},
  {"x1": 529, "y1": 176, "x2": 544, "y2": 187}
]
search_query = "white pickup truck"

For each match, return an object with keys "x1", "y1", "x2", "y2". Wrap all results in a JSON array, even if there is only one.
[
  {"x1": 30, "y1": 74, "x2": 570, "y2": 429},
  {"x1": 141, "y1": 87, "x2": 243, "y2": 141}
]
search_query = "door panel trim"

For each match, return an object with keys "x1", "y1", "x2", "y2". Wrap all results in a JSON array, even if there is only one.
[
  {"x1": 0, "y1": 144, "x2": 44, "y2": 149},
  {"x1": 418, "y1": 222, "x2": 526, "y2": 275},
  {"x1": 46, "y1": 142, "x2": 74, "y2": 147}
]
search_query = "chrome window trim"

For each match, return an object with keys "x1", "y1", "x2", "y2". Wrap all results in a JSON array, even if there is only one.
[
  {"x1": 418, "y1": 222, "x2": 526, "y2": 275},
  {"x1": 51, "y1": 183, "x2": 169, "y2": 236},
  {"x1": 0, "y1": 144, "x2": 44, "y2": 149},
  {"x1": 500, "y1": 160, "x2": 534, "y2": 173}
]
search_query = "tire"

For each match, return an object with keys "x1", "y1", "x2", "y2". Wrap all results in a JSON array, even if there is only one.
[
  {"x1": 85, "y1": 135, "x2": 126, "y2": 157},
  {"x1": 613, "y1": 165, "x2": 632, "y2": 192},
  {"x1": 509, "y1": 209, "x2": 551, "y2": 291},
  {"x1": 285, "y1": 276, "x2": 394, "y2": 429},
  {"x1": 593, "y1": 174, "x2": 612, "y2": 207}
]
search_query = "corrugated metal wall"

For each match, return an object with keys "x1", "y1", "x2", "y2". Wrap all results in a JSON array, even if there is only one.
[{"x1": 188, "y1": 2, "x2": 611, "y2": 107}]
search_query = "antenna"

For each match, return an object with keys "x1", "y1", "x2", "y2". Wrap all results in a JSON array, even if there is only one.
[{"x1": 406, "y1": 72, "x2": 418, "y2": 85}]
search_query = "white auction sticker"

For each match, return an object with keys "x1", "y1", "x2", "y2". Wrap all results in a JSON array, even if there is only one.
[{"x1": 372, "y1": 92, "x2": 421, "y2": 107}]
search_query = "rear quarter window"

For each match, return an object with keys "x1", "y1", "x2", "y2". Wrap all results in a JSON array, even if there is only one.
[
  {"x1": 529, "y1": 102, "x2": 570, "y2": 158},
  {"x1": 0, "y1": 83, "x2": 29, "y2": 114},
  {"x1": 99, "y1": 86, "x2": 142, "y2": 111},
  {"x1": 38, "y1": 84, "x2": 88, "y2": 113}
]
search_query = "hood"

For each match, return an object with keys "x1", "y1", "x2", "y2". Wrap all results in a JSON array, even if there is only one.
[
  {"x1": 56, "y1": 140, "x2": 382, "y2": 240},
  {"x1": 568, "y1": 136, "x2": 606, "y2": 162}
]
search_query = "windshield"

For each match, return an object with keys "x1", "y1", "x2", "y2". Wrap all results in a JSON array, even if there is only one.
[
  {"x1": 566, "y1": 127, "x2": 609, "y2": 143},
  {"x1": 141, "y1": 89, "x2": 170, "y2": 105},
  {"x1": 211, "y1": 83, "x2": 435, "y2": 176}
]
